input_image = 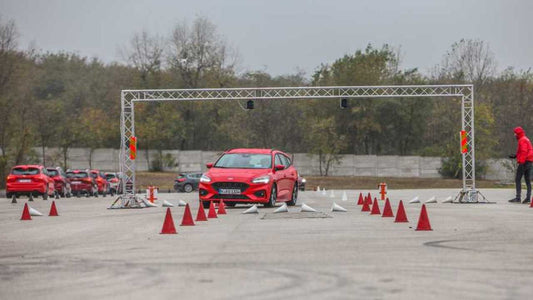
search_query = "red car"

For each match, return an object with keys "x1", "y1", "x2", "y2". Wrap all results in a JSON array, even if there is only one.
[
  {"x1": 6, "y1": 165, "x2": 56, "y2": 199},
  {"x1": 67, "y1": 169, "x2": 97, "y2": 197},
  {"x1": 90, "y1": 169, "x2": 111, "y2": 196},
  {"x1": 199, "y1": 148, "x2": 299, "y2": 208},
  {"x1": 104, "y1": 172, "x2": 120, "y2": 195},
  {"x1": 47, "y1": 167, "x2": 72, "y2": 197}
]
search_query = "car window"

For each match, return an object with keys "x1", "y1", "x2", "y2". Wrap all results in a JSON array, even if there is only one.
[
  {"x1": 47, "y1": 169, "x2": 59, "y2": 176},
  {"x1": 280, "y1": 155, "x2": 291, "y2": 168},
  {"x1": 68, "y1": 172, "x2": 89, "y2": 178},
  {"x1": 215, "y1": 153, "x2": 272, "y2": 169},
  {"x1": 12, "y1": 167, "x2": 40, "y2": 175},
  {"x1": 275, "y1": 154, "x2": 283, "y2": 166}
]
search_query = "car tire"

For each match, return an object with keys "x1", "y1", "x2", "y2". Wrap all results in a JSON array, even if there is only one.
[
  {"x1": 183, "y1": 184, "x2": 193, "y2": 193},
  {"x1": 42, "y1": 188, "x2": 48, "y2": 200},
  {"x1": 287, "y1": 182, "x2": 298, "y2": 206},
  {"x1": 60, "y1": 186, "x2": 66, "y2": 198},
  {"x1": 264, "y1": 185, "x2": 277, "y2": 207},
  {"x1": 103, "y1": 188, "x2": 107, "y2": 197}
]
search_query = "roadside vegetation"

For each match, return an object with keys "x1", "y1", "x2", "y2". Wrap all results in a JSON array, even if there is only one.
[{"x1": 1, "y1": 16, "x2": 532, "y2": 187}]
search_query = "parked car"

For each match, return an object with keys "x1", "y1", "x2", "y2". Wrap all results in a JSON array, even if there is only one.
[
  {"x1": 67, "y1": 169, "x2": 98, "y2": 197},
  {"x1": 104, "y1": 172, "x2": 121, "y2": 195},
  {"x1": 174, "y1": 172, "x2": 202, "y2": 193},
  {"x1": 199, "y1": 148, "x2": 299, "y2": 208},
  {"x1": 90, "y1": 169, "x2": 111, "y2": 196},
  {"x1": 298, "y1": 176, "x2": 306, "y2": 191},
  {"x1": 6, "y1": 165, "x2": 56, "y2": 199},
  {"x1": 47, "y1": 167, "x2": 72, "y2": 197}
]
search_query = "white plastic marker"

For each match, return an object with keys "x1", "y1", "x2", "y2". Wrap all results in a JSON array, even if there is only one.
[
  {"x1": 178, "y1": 200, "x2": 187, "y2": 206},
  {"x1": 273, "y1": 203, "x2": 288, "y2": 213},
  {"x1": 331, "y1": 202, "x2": 347, "y2": 212},
  {"x1": 425, "y1": 196, "x2": 437, "y2": 203},
  {"x1": 143, "y1": 199, "x2": 157, "y2": 207},
  {"x1": 409, "y1": 196, "x2": 420, "y2": 204},
  {"x1": 162, "y1": 200, "x2": 174, "y2": 207},
  {"x1": 28, "y1": 207, "x2": 43, "y2": 216},
  {"x1": 442, "y1": 196, "x2": 453, "y2": 203},
  {"x1": 242, "y1": 205, "x2": 258, "y2": 214},
  {"x1": 341, "y1": 191, "x2": 348, "y2": 201},
  {"x1": 300, "y1": 203, "x2": 317, "y2": 212}
]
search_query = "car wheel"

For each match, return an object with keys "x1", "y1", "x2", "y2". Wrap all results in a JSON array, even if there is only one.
[
  {"x1": 42, "y1": 187, "x2": 48, "y2": 200},
  {"x1": 287, "y1": 182, "x2": 298, "y2": 206},
  {"x1": 265, "y1": 185, "x2": 277, "y2": 207},
  {"x1": 183, "y1": 184, "x2": 193, "y2": 193},
  {"x1": 103, "y1": 188, "x2": 107, "y2": 197},
  {"x1": 202, "y1": 200, "x2": 210, "y2": 209},
  {"x1": 60, "y1": 186, "x2": 66, "y2": 197}
]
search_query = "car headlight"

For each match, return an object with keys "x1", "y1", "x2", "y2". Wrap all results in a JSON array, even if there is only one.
[
  {"x1": 301, "y1": 178, "x2": 306, "y2": 183},
  {"x1": 252, "y1": 175, "x2": 270, "y2": 184},
  {"x1": 200, "y1": 174, "x2": 211, "y2": 183}
]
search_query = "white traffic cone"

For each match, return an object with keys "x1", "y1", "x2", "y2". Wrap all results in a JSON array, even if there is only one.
[
  {"x1": 300, "y1": 203, "x2": 317, "y2": 212},
  {"x1": 28, "y1": 206, "x2": 43, "y2": 216},
  {"x1": 425, "y1": 196, "x2": 437, "y2": 203},
  {"x1": 242, "y1": 205, "x2": 258, "y2": 214},
  {"x1": 162, "y1": 200, "x2": 174, "y2": 207},
  {"x1": 442, "y1": 196, "x2": 453, "y2": 203},
  {"x1": 409, "y1": 196, "x2": 420, "y2": 204},
  {"x1": 341, "y1": 191, "x2": 348, "y2": 201},
  {"x1": 316, "y1": 185, "x2": 320, "y2": 192},
  {"x1": 331, "y1": 202, "x2": 347, "y2": 212},
  {"x1": 321, "y1": 188, "x2": 327, "y2": 196},
  {"x1": 178, "y1": 200, "x2": 187, "y2": 206},
  {"x1": 143, "y1": 198, "x2": 157, "y2": 207},
  {"x1": 273, "y1": 203, "x2": 288, "y2": 213},
  {"x1": 329, "y1": 190, "x2": 335, "y2": 198}
]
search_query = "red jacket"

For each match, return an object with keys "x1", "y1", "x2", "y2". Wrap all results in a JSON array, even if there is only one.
[{"x1": 514, "y1": 127, "x2": 533, "y2": 164}]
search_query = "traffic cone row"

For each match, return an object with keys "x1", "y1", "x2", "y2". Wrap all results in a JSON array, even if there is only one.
[
  {"x1": 20, "y1": 201, "x2": 60, "y2": 220},
  {"x1": 161, "y1": 199, "x2": 229, "y2": 234},
  {"x1": 356, "y1": 192, "x2": 432, "y2": 231}
]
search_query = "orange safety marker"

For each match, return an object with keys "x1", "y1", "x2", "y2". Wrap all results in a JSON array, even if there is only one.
[
  {"x1": 196, "y1": 202, "x2": 208, "y2": 221},
  {"x1": 357, "y1": 193, "x2": 364, "y2": 205},
  {"x1": 378, "y1": 182, "x2": 387, "y2": 200},
  {"x1": 394, "y1": 200, "x2": 408, "y2": 223},
  {"x1": 415, "y1": 204, "x2": 432, "y2": 231},
  {"x1": 160, "y1": 208, "x2": 177, "y2": 234},
  {"x1": 218, "y1": 199, "x2": 227, "y2": 215},
  {"x1": 382, "y1": 198, "x2": 394, "y2": 217},
  {"x1": 49, "y1": 201, "x2": 59, "y2": 216},
  {"x1": 21, "y1": 203, "x2": 32, "y2": 220},
  {"x1": 180, "y1": 203, "x2": 195, "y2": 226},
  {"x1": 208, "y1": 201, "x2": 218, "y2": 218},
  {"x1": 370, "y1": 198, "x2": 381, "y2": 215},
  {"x1": 361, "y1": 197, "x2": 371, "y2": 212}
]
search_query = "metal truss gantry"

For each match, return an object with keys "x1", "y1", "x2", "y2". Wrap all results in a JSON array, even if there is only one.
[{"x1": 113, "y1": 84, "x2": 481, "y2": 208}]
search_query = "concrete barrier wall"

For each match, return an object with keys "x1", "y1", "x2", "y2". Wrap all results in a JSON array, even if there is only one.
[{"x1": 34, "y1": 147, "x2": 513, "y2": 181}]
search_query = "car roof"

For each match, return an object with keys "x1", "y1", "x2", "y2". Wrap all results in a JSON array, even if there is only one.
[
  {"x1": 226, "y1": 148, "x2": 276, "y2": 154},
  {"x1": 13, "y1": 165, "x2": 42, "y2": 169}
]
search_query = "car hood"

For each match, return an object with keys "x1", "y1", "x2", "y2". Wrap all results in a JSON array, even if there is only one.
[{"x1": 207, "y1": 168, "x2": 271, "y2": 182}]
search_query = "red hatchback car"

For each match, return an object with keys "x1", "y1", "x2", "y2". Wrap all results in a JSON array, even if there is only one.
[
  {"x1": 47, "y1": 167, "x2": 72, "y2": 198},
  {"x1": 199, "y1": 149, "x2": 299, "y2": 208},
  {"x1": 90, "y1": 169, "x2": 111, "y2": 196},
  {"x1": 6, "y1": 165, "x2": 55, "y2": 199},
  {"x1": 67, "y1": 169, "x2": 97, "y2": 197}
]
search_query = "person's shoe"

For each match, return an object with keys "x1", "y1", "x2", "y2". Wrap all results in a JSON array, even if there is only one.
[
  {"x1": 522, "y1": 198, "x2": 531, "y2": 204},
  {"x1": 508, "y1": 198, "x2": 521, "y2": 203}
]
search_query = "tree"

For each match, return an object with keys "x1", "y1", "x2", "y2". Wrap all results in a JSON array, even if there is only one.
[
  {"x1": 305, "y1": 117, "x2": 347, "y2": 176},
  {"x1": 122, "y1": 30, "x2": 164, "y2": 88}
]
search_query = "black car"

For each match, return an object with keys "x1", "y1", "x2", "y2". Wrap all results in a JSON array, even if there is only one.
[{"x1": 174, "y1": 173, "x2": 202, "y2": 193}]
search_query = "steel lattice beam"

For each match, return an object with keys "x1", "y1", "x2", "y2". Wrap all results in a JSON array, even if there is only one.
[{"x1": 114, "y1": 84, "x2": 480, "y2": 208}]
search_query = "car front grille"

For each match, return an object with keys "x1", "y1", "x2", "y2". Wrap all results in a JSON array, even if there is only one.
[
  {"x1": 212, "y1": 182, "x2": 249, "y2": 192},
  {"x1": 210, "y1": 194, "x2": 250, "y2": 200}
]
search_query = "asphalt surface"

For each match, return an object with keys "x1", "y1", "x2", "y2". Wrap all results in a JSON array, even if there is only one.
[{"x1": 1, "y1": 188, "x2": 533, "y2": 300}]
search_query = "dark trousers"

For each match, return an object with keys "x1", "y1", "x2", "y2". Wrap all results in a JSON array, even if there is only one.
[{"x1": 516, "y1": 161, "x2": 532, "y2": 200}]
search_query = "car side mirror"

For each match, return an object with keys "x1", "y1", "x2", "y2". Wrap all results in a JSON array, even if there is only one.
[
  {"x1": 206, "y1": 163, "x2": 213, "y2": 169},
  {"x1": 275, "y1": 164, "x2": 285, "y2": 171}
]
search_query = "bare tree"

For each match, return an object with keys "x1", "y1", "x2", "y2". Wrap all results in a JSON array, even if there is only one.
[
  {"x1": 121, "y1": 30, "x2": 165, "y2": 87},
  {"x1": 167, "y1": 16, "x2": 238, "y2": 88},
  {"x1": 437, "y1": 39, "x2": 496, "y2": 88}
]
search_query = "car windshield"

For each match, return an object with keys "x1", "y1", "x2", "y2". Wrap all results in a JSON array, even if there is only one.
[
  {"x1": 90, "y1": 172, "x2": 97, "y2": 178},
  {"x1": 215, "y1": 153, "x2": 272, "y2": 169},
  {"x1": 67, "y1": 172, "x2": 88, "y2": 178},
  {"x1": 11, "y1": 167, "x2": 40, "y2": 175},
  {"x1": 47, "y1": 169, "x2": 59, "y2": 176}
]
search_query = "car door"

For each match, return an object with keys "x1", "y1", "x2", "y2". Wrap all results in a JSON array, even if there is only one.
[
  {"x1": 274, "y1": 154, "x2": 290, "y2": 199},
  {"x1": 281, "y1": 155, "x2": 297, "y2": 192}
]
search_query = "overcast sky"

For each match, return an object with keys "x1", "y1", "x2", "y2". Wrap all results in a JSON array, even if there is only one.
[{"x1": 2, "y1": 0, "x2": 532, "y2": 77}]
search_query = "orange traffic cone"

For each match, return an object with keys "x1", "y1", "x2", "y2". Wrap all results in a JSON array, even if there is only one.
[
  {"x1": 160, "y1": 208, "x2": 177, "y2": 234},
  {"x1": 415, "y1": 204, "x2": 432, "y2": 231},
  {"x1": 49, "y1": 201, "x2": 59, "y2": 216},
  {"x1": 367, "y1": 193, "x2": 371, "y2": 203},
  {"x1": 394, "y1": 200, "x2": 408, "y2": 223},
  {"x1": 196, "y1": 202, "x2": 208, "y2": 221},
  {"x1": 382, "y1": 198, "x2": 394, "y2": 217},
  {"x1": 357, "y1": 193, "x2": 364, "y2": 205},
  {"x1": 370, "y1": 198, "x2": 381, "y2": 215},
  {"x1": 208, "y1": 201, "x2": 217, "y2": 218},
  {"x1": 361, "y1": 197, "x2": 371, "y2": 212},
  {"x1": 218, "y1": 199, "x2": 227, "y2": 215},
  {"x1": 529, "y1": 197, "x2": 533, "y2": 208},
  {"x1": 180, "y1": 203, "x2": 195, "y2": 226},
  {"x1": 21, "y1": 203, "x2": 31, "y2": 220}
]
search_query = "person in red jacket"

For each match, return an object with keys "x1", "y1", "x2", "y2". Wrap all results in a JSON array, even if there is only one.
[{"x1": 509, "y1": 126, "x2": 533, "y2": 203}]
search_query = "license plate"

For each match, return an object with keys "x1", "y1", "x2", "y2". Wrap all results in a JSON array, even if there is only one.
[
  {"x1": 18, "y1": 179, "x2": 31, "y2": 183},
  {"x1": 71, "y1": 181, "x2": 81, "y2": 184},
  {"x1": 219, "y1": 188, "x2": 241, "y2": 195}
]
